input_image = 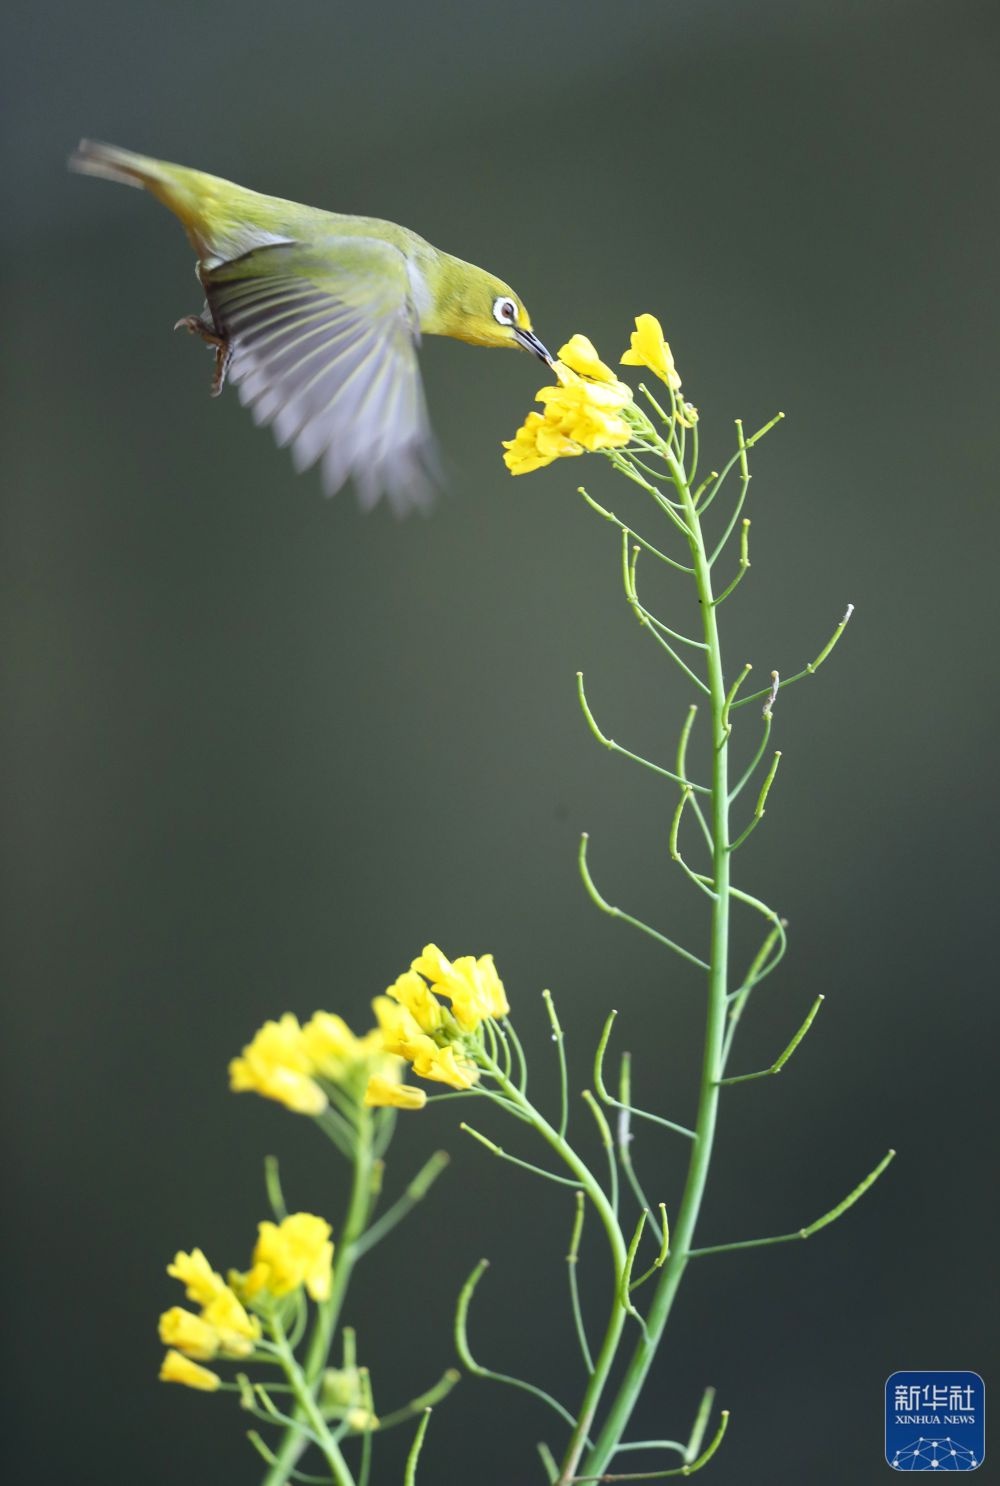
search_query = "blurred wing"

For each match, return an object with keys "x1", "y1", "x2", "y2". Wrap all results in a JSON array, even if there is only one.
[{"x1": 204, "y1": 239, "x2": 435, "y2": 512}]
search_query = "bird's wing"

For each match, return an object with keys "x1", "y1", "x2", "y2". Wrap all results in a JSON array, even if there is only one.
[{"x1": 202, "y1": 237, "x2": 436, "y2": 512}]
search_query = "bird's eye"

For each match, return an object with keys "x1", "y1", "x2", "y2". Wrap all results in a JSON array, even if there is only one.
[{"x1": 492, "y1": 296, "x2": 518, "y2": 325}]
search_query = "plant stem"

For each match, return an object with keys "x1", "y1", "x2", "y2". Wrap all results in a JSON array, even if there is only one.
[
  {"x1": 479, "y1": 1058, "x2": 629, "y2": 1485},
  {"x1": 577, "y1": 447, "x2": 732, "y2": 1478},
  {"x1": 269, "y1": 1310, "x2": 356, "y2": 1486},
  {"x1": 260, "y1": 1116, "x2": 375, "y2": 1486}
]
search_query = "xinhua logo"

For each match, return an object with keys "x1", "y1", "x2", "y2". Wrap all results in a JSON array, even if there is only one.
[{"x1": 885, "y1": 1371, "x2": 985, "y2": 1471}]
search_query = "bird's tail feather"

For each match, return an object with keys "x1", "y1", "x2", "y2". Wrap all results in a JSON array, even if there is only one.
[
  {"x1": 68, "y1": 139, "x2": 170, "y2": 190},
  {"x1": 68, "y1": 139, "x2": 220, "y2": 252}
]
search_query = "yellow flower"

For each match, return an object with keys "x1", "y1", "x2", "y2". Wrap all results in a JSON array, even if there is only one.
[
  {"x1": 414, "y1": 1042, "x2": 479, "y2": 1088},
  {"x1": 385, "y1": 970, "x2": 446, "y2": 1035},
  {"x1": 239, "y1": 1213, "x2": 334, "y2": 1302},
  {"x1": 201, "y1": 1288, "x2": 260, "y2": 1357},
  {"x1": 167, "y1": 1248, "x2": 228, "y2": 1307},
  {"x1": 539, "y1": 379, "x2": 631, "y2": 451},
  {"x1": 299, "y1": 1012, "x2": 362, "y2": 1078},
  {"x1": 229, "y1": 1014, "x2": 327, "y2": 1116},
  {"x1": 159, "y1": 1349, "x2": 221, "y2": 1392},
  {"x1": 408, "y1": 943, "x2": 453, "y2": 987},
  {"x1": 557, "y1": 333, "x2": 619, "y2": 384},
  {"x1": 372, "y1": 994, "x2": 480, "y2": 1089},
  {"x1": 234, "y1": 1006, "x2": 396, "y2": 1109},
  {"x1": 364, "y1": 1074, "x2": 427, "y2": 1110},
  {"x1": 159, "y1": 1306, "x2": 221, "y2": 1361},
  {"x1": 373, "y1": 995, "x2": 438, "y2": 1062},
  {"x1": 502, "y1": 336, "x2": 634, "y2": 476},
  {"x1": 372, "y1": 945, "x2": 511, "y2": 1089},
  {"x1": 502, "y1": 410, "x2": 582, "y2": 474},
  {"x1": 158, "y1": 1290, "x2": 258, "y2": 1360},
  {"x1": 300, "y1": 1013, "x2": 393, "y2": 1086},
  {"x1": 620, "y1": 313, "x2": 682, "y2": 390},
  {"x1": 411, "y1": 945, "x2": 510, "y2": 1032}
]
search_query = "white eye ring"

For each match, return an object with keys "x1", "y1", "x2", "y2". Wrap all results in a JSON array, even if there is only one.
[{"x1": 492, "y1": 296, "x2": 518, "y2": 326}]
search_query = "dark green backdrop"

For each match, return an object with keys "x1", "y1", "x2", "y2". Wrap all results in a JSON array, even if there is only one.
[{"x1": 4, "y1": 2, "x2": 997, "y2": 1483}]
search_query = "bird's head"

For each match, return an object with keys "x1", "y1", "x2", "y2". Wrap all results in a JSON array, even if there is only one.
[{"x1": 429, "y1": 259, "x2": 553, "y2": 363}]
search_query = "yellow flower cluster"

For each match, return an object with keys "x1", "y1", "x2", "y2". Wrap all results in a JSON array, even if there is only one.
[
  {"x1": 503, "y1": 314, "x2": 696, "y2": 475},
  {"x1": 229, "y1": 1010, "x2": 401, "y2": 1115},
  {"x1": 158, "y1": 1215, "x2": 335, "y2": 1390},
  {"x1": 502, "y1": 334, "x2": 633, "y2": 475},
  {"x1": 158, "y1": 1245, "x2": 261, "y2": 1391},
  {"x1": 227, "y1": 949, "x2": 510, "y2": 1113},
  {"x1": 369, "y1": 945, "x2": 510, "y2": 1096}
]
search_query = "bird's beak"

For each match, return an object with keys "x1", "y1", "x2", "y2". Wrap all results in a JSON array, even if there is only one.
[{"x1": 514, "y1": 326, "x2": 554, "y2": 365}]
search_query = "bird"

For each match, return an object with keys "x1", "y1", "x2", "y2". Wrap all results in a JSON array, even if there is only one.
[{"x1": 69, "y1": 141, "x2": 552, "y2": 512}]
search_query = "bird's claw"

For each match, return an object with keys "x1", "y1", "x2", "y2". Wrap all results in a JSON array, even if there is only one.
[{"x1": 174, "y1": 313, "x2": 232, "y2": 397}]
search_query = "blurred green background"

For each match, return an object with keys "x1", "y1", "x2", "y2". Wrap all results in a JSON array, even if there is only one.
[{"x1": 4, "y1": 1, "x2": 997, "y2": 1482}]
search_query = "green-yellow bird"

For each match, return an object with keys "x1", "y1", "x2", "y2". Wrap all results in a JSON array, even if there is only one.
[{"x1": 69, "y1": 140, "x2": 552, "y2": 511}]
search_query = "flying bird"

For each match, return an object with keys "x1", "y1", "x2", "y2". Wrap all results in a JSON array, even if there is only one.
[{"x1": 69, "y1": 141, "x2": 552, "y2": 511}]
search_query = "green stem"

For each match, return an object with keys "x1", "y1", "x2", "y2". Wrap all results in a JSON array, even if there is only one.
[
  {"x1": 268, "y1": 1310, "x2": 355, "y2": 1486},
  {"x1": 567, "y1": 1191, "x2": 595, "y2": 1373},
  {"x1": 574, "y1": 446, "x2": 732, "y2": 1480},
  {"x1": 478, "y1": 1056, "x2": 630, "y2": 1484},
  {"x1": 353, "y1": 1149, "x2": 450, "y2": 1256},
  {"x1": 260, "y1": 1116, "x2": 375, "y2": 1486}
]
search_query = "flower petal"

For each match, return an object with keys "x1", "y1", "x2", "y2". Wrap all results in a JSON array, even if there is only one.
[
  {"x1": 159, "y1": 1349, "x2": 222, "y2": 1391},
  {"x1": 364, "y1": 1074, "x2": 427, "y2": 1109},
  {"x1": 557, "y1": 334, "x2": 617, "y2": 383}
]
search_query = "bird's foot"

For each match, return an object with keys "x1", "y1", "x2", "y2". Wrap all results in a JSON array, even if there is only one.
[{"x1": 174, "y1": 314, "x2": 232, "y2": 397}]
